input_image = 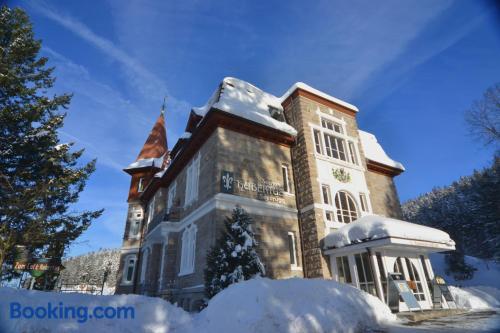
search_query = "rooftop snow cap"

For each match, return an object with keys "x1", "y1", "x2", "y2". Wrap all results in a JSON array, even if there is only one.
[
  {"x1": 279, "y1": 82, "x2": 359, "y2": 112},
  {"x1": 125, "y1": 112, "x2": 168, "y2": 171},
  {"x1": 324, "y1": 215, "x2": 455, "y2": 249},
  {"x1": 358, "y1": 130, "x2": 404, "y2": 171},
  {"x1": 192, "y1": 77, "x2": 298, "y2": 136}
]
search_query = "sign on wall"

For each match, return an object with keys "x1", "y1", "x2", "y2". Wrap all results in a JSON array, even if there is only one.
[{"x1": 220, "y1": 170, "x2": 285, "y2": 204}]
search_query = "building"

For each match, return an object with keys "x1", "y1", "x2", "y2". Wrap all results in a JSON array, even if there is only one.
[{"x1": 115, "y1": 77, "x2": 453, "y2": 312}]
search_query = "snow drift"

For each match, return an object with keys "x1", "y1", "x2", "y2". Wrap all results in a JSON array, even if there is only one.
[
  {"x1": 0, "y1": 278, "x2": 396, "y2": 333},
  {"x1": 450, "y1": 286, "x2": 500, "y2": 310}
]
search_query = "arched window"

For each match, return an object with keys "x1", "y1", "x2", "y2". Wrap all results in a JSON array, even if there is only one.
[
  {"x1": 122, "y1": 254, "x2": 136, "y2": 284},
  {"x1": 393, "y1": 257, "x2": 426, "y2": 301},
  {"x1": 180, "y1": 225, "x2": 197, "y2": 275},
  {"x1": 335, "y1": 191, "x2": 358, "y2": 223}
]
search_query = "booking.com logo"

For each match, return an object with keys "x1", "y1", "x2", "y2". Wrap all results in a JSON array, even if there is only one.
[{"x1": 9, "y1": 302, "x2": 135, "y2": 323}]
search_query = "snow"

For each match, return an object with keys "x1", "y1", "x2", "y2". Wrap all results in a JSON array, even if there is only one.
[
  {"x1": 192, "y1": 77, "x2": 298, "y2": 136},
  {"x1": 125, "y1": 155, "x2": 164, "y2": 170},
  {"x1": 324, "y1": 215, "x2": 455, "y2": 249},
  {"x1": 0, "y1": 278, "x2": 397, "y2": 333},
  {"x1": 0, "y1": 287, "x2": 192, "y2": 333},
  {"x1": 450, "y1": 286, "x2": 500, "y2": 309},
  {"x1": 280, "y1": 82, "x2": 359, "y2": 112},
  {"x1": 430, "y1": 253, "x2": 500, "y2": 288},
  {"x1": 358, "y1": 130, "x2": 405, "y2": 171},
  {"x1": 180, "y1": 132, "x2": 192, "y2": 139}
]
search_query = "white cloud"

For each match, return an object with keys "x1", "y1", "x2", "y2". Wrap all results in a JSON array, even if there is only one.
[{"x1": 30, "y1": 1, "x2": 190, "y2": 113}]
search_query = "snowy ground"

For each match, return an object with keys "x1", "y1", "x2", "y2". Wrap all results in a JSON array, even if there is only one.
[
  {"x1": 0, "y1": 277, "x2": 498, "y2": 333},
  {"x1": 430, "y1": 253, "x2": 500, "y2": 288}
]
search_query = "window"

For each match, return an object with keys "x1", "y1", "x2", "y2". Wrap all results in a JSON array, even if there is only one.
[
  {"x1": 138, "y1": 178, "x2": 145, "y2": 192},
  {"x1": 146, "y1": 195, "x2": 156, "y2": 226},
  {"x1": 185, "y1": 154, "x2": 200, "y2": 206},
  {"x1": 348, "y1": 142, "x2": 358, "y2": 165},
  {"x1": 321, "y1": 118, "x2": 343, "y2": 134},
  {"x1": 313, "y1": 130, "x2": 322, "y2": 154},
  {"x1": 323, "y1": 133, "x2": 347, "y2": 161},
  {"x1": 405, "y1": 258, "x2": 426, "y2": 301},
  {"x1": 335, "y1": 191, "x2": 358, "y2": 223},
  {"x1": 336, "y1": 256, "x2": 352, "y2": 284},
  {"x1": 355, "y1": 253, "x2": 377, "y2": 296},
  {"x1": 122, "y1": 255, "x2": 136, "y2": 284},
  {"x1": 128, "y1": 207, "x2": 143, "y2": 238},
  {"x1": 325, "y1": 211, "x2": 334, "y2": 222},
  {"x1": 287, "y1": 232, "x2": 298, "y2": 267},
  {"x1": 393, "y1": 257, "x2": 426, "y2": 301},
  {"x1": 167, "y1": 182, "x2": 177, "y2": 213},
  {"x1": 359, "y1": 193, "x2": 368, "y2": 212},
  {"x1": 269, "y1": 106, "x2": 285, "y2": 122},
  {"x1": 180, "y1": 225, "x2": 197, "y2": 275},
  {"x1": 140, "y1": 248, "x2": 150, "y2": 283},
  {"x1": 282, "y1": 164, "x2": 291, "y2": 193},
  {"x1": 321, "y1": 185, "x2": 332, "y2": 205}
]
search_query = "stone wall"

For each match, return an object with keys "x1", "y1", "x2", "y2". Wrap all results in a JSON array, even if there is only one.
[{"x1": 365, "y1": 170, "x2": 403, "y2": 218}]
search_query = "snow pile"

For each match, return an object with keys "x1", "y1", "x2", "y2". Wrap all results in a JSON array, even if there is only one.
[
  {"x1": 193, "y1": 77, "x2": 297, "y2": 136},
  {"x1": 279, "y1": 82, "x2": 359, "y2": 112},
  {"x1": 358, "y1": 130, "x2": 405, "y2": 171},
  {"x1": 0, "y1": 278, "x2": 397, "y2": 333},
  {"x1": 194, "y1": 278, "x2": 396, "y2": 333},
  {"x1": 125, "y1": 155, "x2": 164, "y2": 170},
  {"x1": 430, "y1": 253, "x2": 500, "y2": 288},
  {"x1": 324, "y1": 215, "x2": 455, "y2": 249},
  {"x1": 449, "y1": 286, "x2": 500, "y2": 309},
  {"x1": 0, "y1": 287, "x2": 192, "y2": 333}
]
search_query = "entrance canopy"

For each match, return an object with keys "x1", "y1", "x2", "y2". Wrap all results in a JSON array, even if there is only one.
[{"x1": 324, "y1": 215, "x2": 455, "y2": 255}]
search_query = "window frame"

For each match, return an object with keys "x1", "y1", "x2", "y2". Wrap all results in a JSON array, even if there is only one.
[
  {"x1": 335, "y1": 191, "x2": 358, "y2": 223},
  {"x1": 137, "y1": 178, "x2": 145, "y2": 193},
  {"x1": 179, "y1": 224, "x2": 198, "y2": 276},
  {"x1": 287, "y1": 231, "x2": 298, "y2": 267},
  {"x1": 167, "y1": 181, "x2": 177, "y2": 213},
  {"x1": 359, "y1": 193, "x2": 368, "y2": 212},
  {"x1": 321, "y1": 184, "x2": 332, "y2": 205},
  {"x1": 281, "y1": 164, "x2": 291, "y2": 194},
  {"x1": 354, "y1": 252, "x2": 377, "y2": 297},
  {"x1": 122, "y1": 254, "x2": 137, "y2": 285},
  {"x1": 185, "y1": 154, "x2": 200, "y2": 207}
]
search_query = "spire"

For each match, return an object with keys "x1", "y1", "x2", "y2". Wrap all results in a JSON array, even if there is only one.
[{"x1": 136, "y1": 101, "x2": 168, "y2": 161}]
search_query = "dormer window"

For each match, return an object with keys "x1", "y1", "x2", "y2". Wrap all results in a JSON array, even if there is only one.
[
  {"x1": 269, "y1": 106, "x2": 285, "y2": 122},
  {"x1": 138, "y1": 178, "x2": 145, "y2": 192}
]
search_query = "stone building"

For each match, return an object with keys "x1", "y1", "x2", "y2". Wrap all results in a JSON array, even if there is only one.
[{"x1": 115, "y1": 77, "x2": 409, "y2": 311}]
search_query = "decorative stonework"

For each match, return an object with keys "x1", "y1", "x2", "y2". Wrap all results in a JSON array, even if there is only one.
[{"x1": 332, "y1": 168, "x2": 351, "y2": 183}]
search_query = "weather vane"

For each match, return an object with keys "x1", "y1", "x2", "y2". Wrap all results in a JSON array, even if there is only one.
[{"x1": 161, "y1": 96, "x2": 167, "y2": 115}]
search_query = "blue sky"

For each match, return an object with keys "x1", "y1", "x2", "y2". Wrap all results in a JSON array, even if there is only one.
[{"x1": 9, "y1": 0, "x2": 500, "y2": 257}]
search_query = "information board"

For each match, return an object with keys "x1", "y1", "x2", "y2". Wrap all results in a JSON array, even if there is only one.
[{"x1": 388, "y1": 273, "x2": 421, "y2": 311}]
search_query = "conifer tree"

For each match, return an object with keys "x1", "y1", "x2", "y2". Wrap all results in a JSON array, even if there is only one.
[
  {"x1": 0, "y1": 6, "x2": 103, "y2": 286},
  {"x1": 204, "y1": 206, "x2": 265, "y2": 300}
]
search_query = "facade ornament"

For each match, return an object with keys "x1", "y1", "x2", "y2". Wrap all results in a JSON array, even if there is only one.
[{"x1": 332, "y1": 168, "x2": 351, "y2": 183}]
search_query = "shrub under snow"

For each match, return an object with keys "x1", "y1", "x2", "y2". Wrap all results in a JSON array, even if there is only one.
[{"x1": 449, "y1": 286, "x2": 500, "y2": 310}]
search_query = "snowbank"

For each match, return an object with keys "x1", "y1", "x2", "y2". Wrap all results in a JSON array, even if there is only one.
[
  {"x1": 324, "y1": 215, "x2": 455, "y2": 249},
  {"x1": 450, "y1": 286, "x2": 500, "y2": 309},
  {"x1": 358, "y1": 130, "x2": 404, "y2": 171},
  {"x1": 193, "y1": 77, "x2": 298, "y2": 136},
  {"x1": 0, "y1": 278, "x2": 397, "y2": 333},
  {"x1": 194, "y1": 278, "x2": 395, "y2": 333},
  {"x1": 0, "y1": 287, "x2": 192, "y2": 333},
  {"x1": 430, "y1": 253, "x2": 500, "y2": 288}
]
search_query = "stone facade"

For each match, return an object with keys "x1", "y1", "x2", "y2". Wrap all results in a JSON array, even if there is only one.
[{"x1": 116, "y1": 78, "x2": 405, "y2": 311}]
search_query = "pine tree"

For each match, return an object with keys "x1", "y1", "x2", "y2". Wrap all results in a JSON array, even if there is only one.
[
  {"x1": 204, "y1": 206, "x2": 265, "y2": 300},
  {"x1": 0, "y1": 6, "x2": 103, "y2": 287}
]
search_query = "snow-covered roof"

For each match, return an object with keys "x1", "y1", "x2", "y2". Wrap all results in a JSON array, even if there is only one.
[
  {"x1": 324, "y1": 215, "x2": 455, "y2": 249},
  {"x1": 358, "y1": 130, "x2": 405, "y2": 171},
  {"x1": 192, "y1": 77, "x2": 297, "y2": 136},
  {"x1": 180, "y1": 132, "x2": 192, "y2": 139},
  {"x1": 280, "y1": 82, "x2": 359, "y2": 112},
  {"x1": 124, "y1": 155, "x2": 164, "y2": 170}
]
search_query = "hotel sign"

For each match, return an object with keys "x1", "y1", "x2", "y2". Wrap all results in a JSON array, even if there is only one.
[{"x1": 221, "y1": 171, "x2": 285, "y2": 204}]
